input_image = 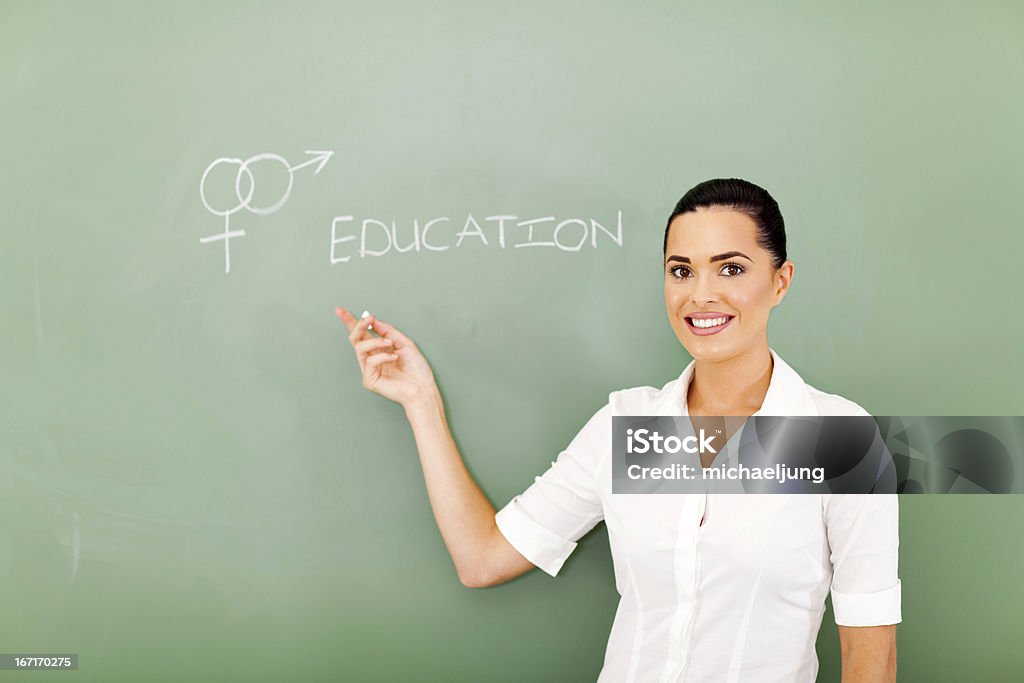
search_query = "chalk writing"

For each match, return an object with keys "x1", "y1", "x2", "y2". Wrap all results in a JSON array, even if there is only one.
[
  {"x1": 199, "y1": 151, "x2": 333, "y2": 273},
  {"x1": 198, "y1": 153, "x2": 625, "y2": 272},
  {"x1": 330, "y1": 211, "x2": 623, "y2": 264}
]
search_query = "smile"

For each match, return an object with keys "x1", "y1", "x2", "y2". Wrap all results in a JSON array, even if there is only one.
[{"x1": 685, "y1": 314, "x2": 735, "y2": 336}]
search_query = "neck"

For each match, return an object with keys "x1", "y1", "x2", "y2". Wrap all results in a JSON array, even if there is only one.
[{"x1": 687, "y1": 344, "x2": 774, "y2": 415}]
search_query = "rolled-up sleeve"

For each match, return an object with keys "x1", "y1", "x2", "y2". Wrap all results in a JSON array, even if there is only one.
[
  {"x1": 824, "y1": 493, "x2": 902, "y2": 626},
  {"x1": 494, "y1": 404, "x2": 609, "y2": 577}
]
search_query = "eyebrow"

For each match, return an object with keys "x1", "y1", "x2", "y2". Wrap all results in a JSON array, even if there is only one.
[{"x1": 665, "y1": 251, "x2": 754, "y2": 265}]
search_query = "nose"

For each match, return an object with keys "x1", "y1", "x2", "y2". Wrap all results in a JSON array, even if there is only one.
[{"x1": 690, "y1": 274, "x2": 719, "y2": 307}]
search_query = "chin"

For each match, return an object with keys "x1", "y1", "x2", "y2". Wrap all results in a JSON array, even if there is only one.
[
  {"x1": 678, "y1": 335, "x2": 741, "y2": 363},
  {"x1": 688, "y1": 345, "x2": 734, "y2": 363}
]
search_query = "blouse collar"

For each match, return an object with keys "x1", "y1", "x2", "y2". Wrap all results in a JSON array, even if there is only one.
[{"x1": 653, "y1": 347, "x2": 819, "y2": 417}]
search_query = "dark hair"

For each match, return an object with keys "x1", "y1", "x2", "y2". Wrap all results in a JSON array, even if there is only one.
[{"x1": 663, "y1": 178, "x2": 787, "y2": 269}]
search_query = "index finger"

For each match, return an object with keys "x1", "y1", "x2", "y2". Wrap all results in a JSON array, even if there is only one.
[
  {"x1": 335, "y1": 306, "x2": 377, "y2": 343},
  {"x1": 334, "y1": 306, "x2": 366, "y2": 334}
]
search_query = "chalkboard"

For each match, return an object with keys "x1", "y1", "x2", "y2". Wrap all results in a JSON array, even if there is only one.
[{"x1": 2, "y1": 2, "x2": 1023, "y2": 681}]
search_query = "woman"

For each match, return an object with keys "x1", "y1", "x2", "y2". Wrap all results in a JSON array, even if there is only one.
[{"x1": 335, "y1": 178, "x2": 901, "y2": 682}]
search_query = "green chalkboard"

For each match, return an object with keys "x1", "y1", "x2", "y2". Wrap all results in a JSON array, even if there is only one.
[{"x1": 2, "y1": 1, "x2": 1023, "y2": 681}]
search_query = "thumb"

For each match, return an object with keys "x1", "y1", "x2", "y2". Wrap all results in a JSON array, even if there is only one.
[{"x1": 368, "y1": 317, "x2": 414, "y2": 346}]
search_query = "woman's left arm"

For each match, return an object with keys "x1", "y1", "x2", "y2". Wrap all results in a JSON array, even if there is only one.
[
  {"x1": 838, "y1": 624, "x2": 897, "y2": 682},
  {"x1": 824, "y1": 491, "x2": 902, "y2": 681}
]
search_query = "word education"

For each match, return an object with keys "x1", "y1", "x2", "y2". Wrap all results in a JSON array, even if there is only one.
[{"x1": 329, "y1": 210, "x2": 624, "y2": 263}]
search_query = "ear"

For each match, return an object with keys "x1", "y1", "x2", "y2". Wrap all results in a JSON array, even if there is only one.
[{"x1": 772, "y1": 260, "x2": 795, "y2": 306}]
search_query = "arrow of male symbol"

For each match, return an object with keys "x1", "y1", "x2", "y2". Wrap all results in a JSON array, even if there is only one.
[{"x1": 288, "y1": 149, "x2": 334, "y2": 175}]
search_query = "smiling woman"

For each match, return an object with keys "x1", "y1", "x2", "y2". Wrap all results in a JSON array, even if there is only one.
[
  {"x1": 662, "y1": 182, "x2": 794, "y2": 422},
  {"x1": 336, "y1": 177, "x2": 900, "y2": 683}
]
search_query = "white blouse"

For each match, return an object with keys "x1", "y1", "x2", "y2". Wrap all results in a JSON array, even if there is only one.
[{"x1": 495, "y1": 349, "x2": 901, "y2": 682}]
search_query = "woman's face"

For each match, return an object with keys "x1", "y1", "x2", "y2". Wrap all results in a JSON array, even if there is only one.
[{"x1": 664, "y1": 207, "x2": 794, "y2": 363}]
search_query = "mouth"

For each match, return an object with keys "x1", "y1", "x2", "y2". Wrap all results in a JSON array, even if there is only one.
[{"x1": 684, "y1": 313, "x2": 735, "y2": 336}]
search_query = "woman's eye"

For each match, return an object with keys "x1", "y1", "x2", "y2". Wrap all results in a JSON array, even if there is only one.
[{"x1": 668, "y1": 264, "x2": 743, "y2": 278}]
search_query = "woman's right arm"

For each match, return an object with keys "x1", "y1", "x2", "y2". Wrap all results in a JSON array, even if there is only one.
[{"x1": 335, "y1": 307, "x2": 536, "y2": 588}]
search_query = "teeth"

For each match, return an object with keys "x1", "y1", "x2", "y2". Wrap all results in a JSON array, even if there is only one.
[{"x1": 691, "y1": 316, "x2": 729, "y2": 328}]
